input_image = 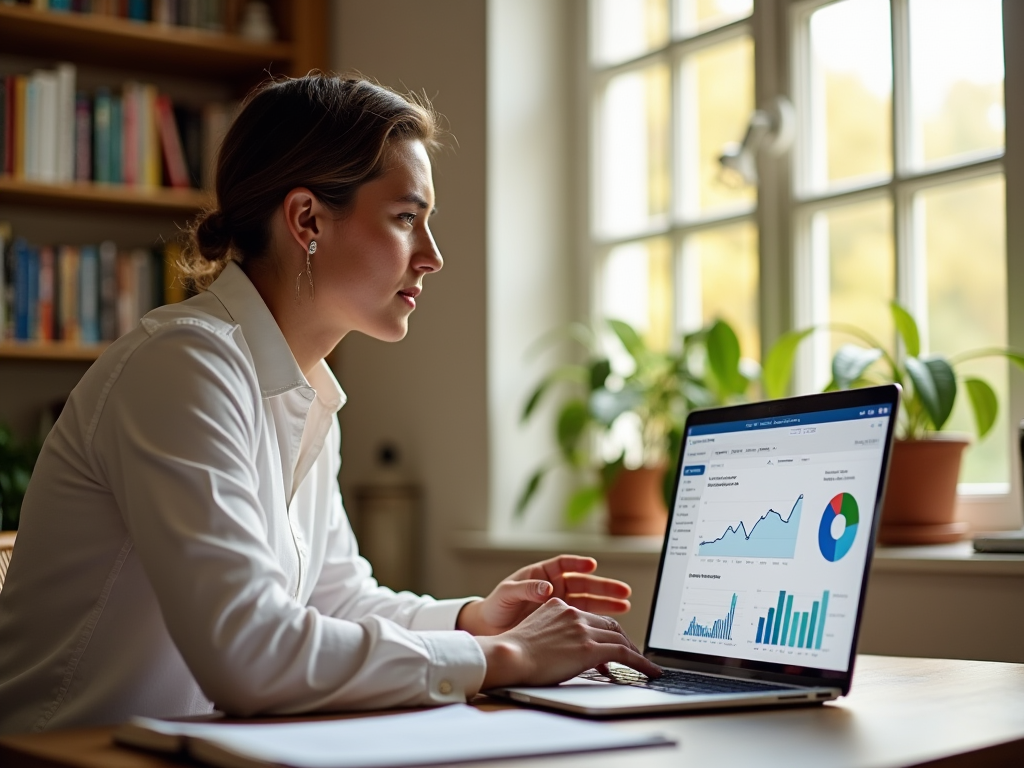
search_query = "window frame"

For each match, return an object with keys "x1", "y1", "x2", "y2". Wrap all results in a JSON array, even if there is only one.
[{"x1": 581, "y1": 0, "x2": 1023, "y2": 529}]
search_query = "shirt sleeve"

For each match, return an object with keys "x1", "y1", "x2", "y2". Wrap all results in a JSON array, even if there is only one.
[{"x1": 91, "y1": 322, "x2": 485, "y2": 716}]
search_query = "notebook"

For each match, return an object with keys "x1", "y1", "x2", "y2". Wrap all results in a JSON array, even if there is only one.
[
  {"x1": 492, "y1": 385, "x2": 901, "y2": 715},
  {"x1": 113, "y1": 704, "x2": 674, "y2": 768}
]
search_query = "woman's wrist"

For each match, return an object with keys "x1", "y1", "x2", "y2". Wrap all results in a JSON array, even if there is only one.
[
  {"x1": 455, "y1": 598, "x2": 484, "y2": 635},
  {"x1": 474, "y1": 635, "x2": 525, "y2": 690}
]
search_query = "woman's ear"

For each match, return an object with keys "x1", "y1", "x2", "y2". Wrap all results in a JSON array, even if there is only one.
[{"x1": 282, "y1": 187, "x2": 323, "y2": 251}]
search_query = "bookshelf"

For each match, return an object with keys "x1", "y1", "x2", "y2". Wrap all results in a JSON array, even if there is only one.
[{"x1": 0, "y1": 1, "x2": 329, "y2": 440}]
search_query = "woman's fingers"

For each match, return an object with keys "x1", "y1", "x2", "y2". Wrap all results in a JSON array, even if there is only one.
[
  {"x1": 561, "y1": 573, "x2": 631, "y2": 598},
  {"x1": 563, "y1": 593, "x2": 631, "y2": 615},
  {"x1": 499, "y1": 579, "x2": 553, "y2": 604}
]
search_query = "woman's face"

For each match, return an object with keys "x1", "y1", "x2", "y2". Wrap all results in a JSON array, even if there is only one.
[{"x1": 318, "y1": 139, "x2": 442, "y2": 342}]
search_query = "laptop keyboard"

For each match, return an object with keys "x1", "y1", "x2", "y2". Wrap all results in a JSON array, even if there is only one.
[{"x1": 579, "y1": 665, "x2": 795, "y2": 696}]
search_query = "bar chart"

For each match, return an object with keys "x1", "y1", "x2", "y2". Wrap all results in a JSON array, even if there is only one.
[
  {"x1": 754, "y1": 589, "x2": 829, "y2": 650},
  {"x1": 682, "y1": 593, "x2": 738, "y2": 640}
]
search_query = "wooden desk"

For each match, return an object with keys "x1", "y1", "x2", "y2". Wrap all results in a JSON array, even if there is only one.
[{"x1": 3, "y1": 656, "x2": 1024, "y2": 768}]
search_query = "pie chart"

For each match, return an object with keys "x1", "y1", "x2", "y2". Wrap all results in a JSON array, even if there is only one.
[{"x1": 819, "y1": 492, "x2": 859, "y2": 562}]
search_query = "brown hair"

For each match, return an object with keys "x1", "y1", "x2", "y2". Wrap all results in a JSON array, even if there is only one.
[{"x1": 182, "y1": 73, "x2": 440, "y2": 289}]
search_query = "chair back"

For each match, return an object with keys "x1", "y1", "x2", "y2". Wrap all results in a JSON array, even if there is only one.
[{"x1": 0, "y1": 531, "x2": 16, "y2": 593}]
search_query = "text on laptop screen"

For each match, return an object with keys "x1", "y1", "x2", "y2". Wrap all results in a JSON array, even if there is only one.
[{"x1": 648, "y1": 404, "x2": 892, "y2": 672}]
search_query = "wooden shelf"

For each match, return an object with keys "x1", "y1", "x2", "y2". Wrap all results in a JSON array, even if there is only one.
[
  {"x1": 0, "y1": 177, "x2": 210, "y2": 215},
  {"x1": 0, "y1": 4, "x2": 295, "y2": 81},
  {"x1": 0, "y1": 341, "x2": 109, "y2": 362}
]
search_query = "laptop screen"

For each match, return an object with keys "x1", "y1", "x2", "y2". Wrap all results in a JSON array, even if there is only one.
[{"x1": 647, "y1": 391, "x2": 897, "y2": 676}]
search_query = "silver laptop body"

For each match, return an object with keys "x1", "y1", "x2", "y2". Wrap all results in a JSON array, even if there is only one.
[{"x1": 492, "y1": 386, "x2": 901, "y2": 716}]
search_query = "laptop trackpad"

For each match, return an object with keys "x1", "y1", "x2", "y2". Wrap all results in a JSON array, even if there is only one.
[{"x1": 506, "y1": 685, "x2": 685, "y2": 709}]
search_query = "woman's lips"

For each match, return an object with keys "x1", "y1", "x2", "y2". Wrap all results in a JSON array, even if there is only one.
[{"x1": 398, "y1": 287, "x2": 420, "y2": 308}]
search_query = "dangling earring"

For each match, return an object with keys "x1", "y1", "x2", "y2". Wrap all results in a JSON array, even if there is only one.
[{"x1": 296, "y1": 240, "x2": 316, "y2": 301}]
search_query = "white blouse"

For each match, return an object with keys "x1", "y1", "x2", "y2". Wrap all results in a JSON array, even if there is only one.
[{"x1": 0, "y1": 261, "x2": 485, "y2": 734}]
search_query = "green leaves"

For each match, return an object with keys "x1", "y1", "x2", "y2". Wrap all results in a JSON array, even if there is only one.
[
  {"x1": 556, "y1": 399, "x2": 589, "y2": 464},
  {"x1": 566, "y1": 485, "x2": 603, "y2": 526},
  {"x1": 514, "y1": 465, "x2": 549, "y2": 518},
  {"x1": 608, "y1": 318, "x2": 647, "y2": 362},
  {"x1": 831, "y1": 344, "x2": 883, "y2": 389},
  {"x1": 890, "y1": 302, "x2": 921, "y2": 358},
  {"x1": 762, "y1": 328, "x2": 814, "y2": 399},
  {"x1": 905, "y1": 355, "x2": 957, "y2": 431},
  {"x1": 964, "y1": 377, "x2": 998, "y2": 438},
  {"x1": 706, "y1": 319, "x2": 749, "y2": 396}
]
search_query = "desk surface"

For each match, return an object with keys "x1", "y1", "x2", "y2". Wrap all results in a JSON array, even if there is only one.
[{"x1": 3, "y1": 655, "x2": 1024, "y2": 768}]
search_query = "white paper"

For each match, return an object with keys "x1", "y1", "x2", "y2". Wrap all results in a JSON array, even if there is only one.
[{"x1": 128, "y1": 704, "x2": 672, "y2": 768}]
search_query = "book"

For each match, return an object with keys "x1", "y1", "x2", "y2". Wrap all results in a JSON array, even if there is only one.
[
  {"x1": 24, "y1": 75, "x2": 38, "y2": 180},
  {"x1": 155, "y1": 94, "x2": 189, "y2": 188},
  {"x1": 74, "y1": 91, "x2": 92, "y2": 182},
  {"x1": 141, "y1": 83, "x2": 160, "y2": 189},
  {"x1": 80, "y1": 244, "x2": 100, "y2": 343},
  {"x1": 13, "y1": 239, "x2": 30, "y2": 340},
  {"x1": 35, "y1": 70, "x2": 58, "y2": 183},
  {"x1": 57, "y1": 245, "x2": 80, "y2": 342},
  {"x1": 0, "y1": 78, "x2": 6, "y2": 176},
  {"x1": 163, "y1": 241, "x2": 186, "y2": 303},
  {"x1": 12, "y1": 76, "x2": 26, "y2": 179},
  {"x1": 98, "y1": 239, "x2": 117, "y2": 341},
  {"x1": 55, "y1": 63, "x2": 76, "y2": 183},
  {"x1": 93, "y1": 87, "x2": 112, "y2": 183},
  {"x1": 122, "y1": 82, "x2": 138, "y2": 186},
  {"x1": 116, "y1": 248, "x2": 134, "y2": 336},
  {"x1": 110, "y1": 94, "x2": 123, "y2": 183},
  {"x1": 0, "y1": 222, "x2": 9, "y2": 341},
  {"x1": 38, "y1": 245, "x2": 54, "y2": 341},
  {"x1": 113, "y1": 704, "x2": 673, "y2": 768}
]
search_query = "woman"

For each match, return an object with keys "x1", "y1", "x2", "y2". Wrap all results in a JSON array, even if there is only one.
[{"x1": 0, "y1": 74, "x2": 657, "y2": 733}]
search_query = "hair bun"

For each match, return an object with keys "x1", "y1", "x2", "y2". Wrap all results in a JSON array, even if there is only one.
[{"x1": 194, "y1": 210, "x2": 232, "y2": 262}]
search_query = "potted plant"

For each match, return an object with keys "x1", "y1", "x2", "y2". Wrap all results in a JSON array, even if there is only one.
[
  {"x1": 0, "y1": 424, "x2": 38, "y2": 531},
  {"x1": 762, "y1": 302, "x2": 1024, "y2": 544},
  {"x1": 517, "y1": 318, "x2": 756, "y2": 535}
]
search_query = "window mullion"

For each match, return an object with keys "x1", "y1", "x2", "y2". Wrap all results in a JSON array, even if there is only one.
[{"x1": 890, "y1": 0, "x2": 921, "y2": 350}]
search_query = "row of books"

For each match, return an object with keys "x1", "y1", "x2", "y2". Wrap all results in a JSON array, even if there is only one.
[
  {"x1": 4, "y1": 0, "x2": 229, "y2": 32},
  {"x1": 0, "y1": 226, "x2": 187, "y2": 344},
  {"x1": 0, "y1": 62, "x2": 235, "y2": 189}
]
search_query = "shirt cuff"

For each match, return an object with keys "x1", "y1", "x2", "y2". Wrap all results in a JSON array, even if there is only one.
[
  {"x1": 408, "y1": 597, "x2": 482, "y2": 632},
  {"x1": 417, "y1": 630, "x2": 488, "y2": 702}
]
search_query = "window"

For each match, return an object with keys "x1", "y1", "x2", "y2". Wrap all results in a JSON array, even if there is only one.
[{"x1": 586, "y1": 0, "x2": 1014, "y2": 508}]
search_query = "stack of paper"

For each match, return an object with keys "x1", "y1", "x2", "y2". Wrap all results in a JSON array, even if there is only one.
[{"x1": 115, "y1": 704, "x2": 673, "y2": 768}]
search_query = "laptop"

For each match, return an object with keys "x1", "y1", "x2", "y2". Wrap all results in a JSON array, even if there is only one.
[{"x1": 492, "y1": 385, "x2": 901, "y2": 715}]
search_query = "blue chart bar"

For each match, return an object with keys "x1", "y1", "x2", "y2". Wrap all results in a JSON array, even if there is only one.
[
  {"x1": 755, "y1": 590, "x2": 830, "y2": 650},
  {"x1": 683, "y1": 593, "x2": 738, "y2": 640}
]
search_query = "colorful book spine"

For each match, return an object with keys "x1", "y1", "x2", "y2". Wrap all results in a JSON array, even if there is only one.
[
  {"x1": 92, "y1": 87, "x2": 111, "y2": 183},
  {"x1": 99, "y1": 239, "x2": 117, "y2": 341},
  {"x1": 122, "y1": 83, "x2": 138, "y2": 186},
  {"x1": 12, "y1": 76, "x2": 26, "y2": 179},
  {"x1": 74, "y1": 91, "x2": 92, "y2": 182},
  {"x1": 55, "y1": 63, "x2": 76, "y2": 183},
  {"x1": 141, "y1": 83, "x2": 160, "y2": 188},
  {"x1": 155, "y1": 95, "x2": 188, "y2": 188},
  {"x1": 109, "y1": 94, "x2": 123, "y2": 183},
  {"x1": 58, "y1": 245, "x2": 80, "y2": 342},
  {"x1": 38, "y1": 246, "x2": 55, "y2": 341},
  {"x1": 80, "y1": 244, "x2": 100, "y2": 344},
  {"x1": 0, "y1": 223, "x2": 9, "y2": 341}
]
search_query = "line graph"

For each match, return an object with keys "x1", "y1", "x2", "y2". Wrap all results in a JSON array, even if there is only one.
[{"x1": 698, "y1": 495, "x2": 804, "y2": 559}]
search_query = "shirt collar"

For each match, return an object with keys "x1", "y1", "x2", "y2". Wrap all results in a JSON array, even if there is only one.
[{"x1": 206, "y1": 261, "x2": 346, "y2": 412}]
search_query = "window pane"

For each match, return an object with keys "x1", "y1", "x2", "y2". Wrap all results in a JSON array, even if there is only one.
[
  {"x1": 678, "y1": 34, "x2": 754, "y2": 218},
  {"x1": 807, "y1": 0, "x2": 892, "y2": 191},
  {"x1": 674, "y1": 0, "x2": 752, "y2": 38},
  {"x1": 808, "y1": 198, "x2": 894, "y2": 388},
  {"x1": 591, "y1": 0, "x2": 670, "y2": 66},
  {"x1": 679, "y1": 221, "x2": 759, "y2": 359},
  {"x1": 595, "y1": 64, "x2": 671, "y2": 238},
  {"x1": 601, "y1": 238, "x2": 674, "y2": 351},
  {"x1": 919, "y1": 175, "x2": 1007, "y2": 484},
  {"x1": 908, "y1": 0, "x2": 1004, "y2": 169}
]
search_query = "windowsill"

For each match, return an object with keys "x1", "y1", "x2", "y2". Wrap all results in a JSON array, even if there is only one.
[{"x1": 452, "y1": 532, "x2": 1024, "y2": 575}]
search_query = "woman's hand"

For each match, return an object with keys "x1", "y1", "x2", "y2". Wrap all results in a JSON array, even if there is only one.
[
  {"x1": 455, "y1": 554, "x2": 632, "y2": 637},
  {"x1": 473, "y1": 598, "x2": 662, "y2": 689}
]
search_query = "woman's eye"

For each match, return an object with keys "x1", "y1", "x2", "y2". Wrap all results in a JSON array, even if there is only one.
[{"x1": 398, "y1": 212, "x2": 417, "y2": 225}]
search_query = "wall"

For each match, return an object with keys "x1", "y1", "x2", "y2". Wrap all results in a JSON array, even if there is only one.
[{"x1": 330, "y1": 0, "x2": 489, "y2": 598}]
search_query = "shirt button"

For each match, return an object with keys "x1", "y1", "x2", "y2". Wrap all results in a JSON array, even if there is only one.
[{"x1": 438, "y1": 680, "x2": 453, "y2": 695}]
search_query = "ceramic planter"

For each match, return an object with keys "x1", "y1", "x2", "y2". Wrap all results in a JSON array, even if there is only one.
[
  {"x1": 606, "y1": 466, "x2": 668, "y2": 536},
  {"x1": 878, "y1": 436, "x2": 970, "y2": 545}
]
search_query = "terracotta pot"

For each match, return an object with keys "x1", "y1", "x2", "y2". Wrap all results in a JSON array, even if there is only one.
[
  {"x1": 878, "y1": 436, "x2": 970, "y2": 545},
  {"x1": 606, "y1": 466, "x2": 668, "y2": 536}
]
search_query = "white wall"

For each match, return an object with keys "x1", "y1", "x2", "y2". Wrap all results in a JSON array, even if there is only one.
[
  {"x1": 331, "y1": 1, "x2": 489, "y2": 598},
  {"x1": 486, "y1": 0, "x2": 579, "y2": 535}
]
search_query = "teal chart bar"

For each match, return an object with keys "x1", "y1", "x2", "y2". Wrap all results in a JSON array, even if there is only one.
[
  {"x1": 683, "y1": 593, "x2": 738, "y2": 640},
  {"x1": 754, "y1": 590, "x2": 830, "y2": 650}
]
